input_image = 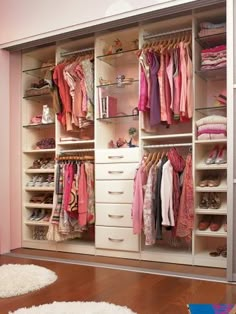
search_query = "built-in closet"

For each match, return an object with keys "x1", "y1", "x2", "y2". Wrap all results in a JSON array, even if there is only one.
[{"x1": 21, "y1": 2, "x2": 229, "y2": 272}]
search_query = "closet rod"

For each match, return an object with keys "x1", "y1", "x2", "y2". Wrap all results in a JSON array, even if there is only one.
[
  {"x1": 143, "y1": 143, "x2": 192, "y2": 149},
  {"x1": 143, "y1": 27, "x2": 192, "y2": 41},
  {"x1": 61, "y1": 47, "x2": 94, "y2": 57}
]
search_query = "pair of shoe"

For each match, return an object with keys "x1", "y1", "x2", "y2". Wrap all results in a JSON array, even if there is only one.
[
  {"x1": 209, "y1": 245, "x2": 227, "y2": 258},
  {"x1": 199, "y1": 175, "x2": 221, "y2": 187},
  {"x1": 29, "y1": 209, "x2": 47, "y2": 221},
  {"x1": 198, "y1": 215, "x2": 226, "y2": 232},
  {"x1": 205, "y1": 145, "x2": 227, "y2": 165},
  {"x1": 199, "y1": 192, "x2": 221, "y2": 209}
]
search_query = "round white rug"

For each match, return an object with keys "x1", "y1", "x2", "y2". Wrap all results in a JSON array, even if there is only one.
[
  {"x1": 0, "y1": 264, "x2": 57, "y2": 298},
  {"x1": 9, "y1": 301, "x2": 137, "y2": 314}
]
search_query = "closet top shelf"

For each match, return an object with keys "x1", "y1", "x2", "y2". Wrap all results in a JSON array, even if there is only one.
[
  {"x1": 22, "y1": 65, "x2": 54, "y2": 78},
  {"x1": 97, "y1": 48, "x2": 139, "y2": 66},
  {"x1": 195, "y1": 32, "x2": 226, "y2": 48},
  {"x1": 195, "y1": 105, "x2": 226, "y2": 115}
]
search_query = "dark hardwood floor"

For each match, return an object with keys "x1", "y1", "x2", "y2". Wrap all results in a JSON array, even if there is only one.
[{"x1": 0, "y1": 255, "x2": 236, "y2": 314}]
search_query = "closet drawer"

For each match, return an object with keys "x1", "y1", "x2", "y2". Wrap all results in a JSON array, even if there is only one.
[
  {"x1": 96, "y1": 163, "x2": 138, "y2": 180},
  {"x1": 96, "y1": 148, "x2": 139, "y2": 164},
  {"x1": 96, "y1": 204, "x2": 133, "y2": 227},
  {"x1": 95, "y1": 180, "x2": 133, "y2": 203},
  {"x1": 95, "y1": 226, "x2": 139, "y2": 252}
]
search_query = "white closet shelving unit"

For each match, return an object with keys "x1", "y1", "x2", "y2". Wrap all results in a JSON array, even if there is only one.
[
  {"x1": 20, "y1": 2, "x2": 228, "y2": 270},
  {"x1": 22, "y1": 45, "x2": 57, "y2": 250}
]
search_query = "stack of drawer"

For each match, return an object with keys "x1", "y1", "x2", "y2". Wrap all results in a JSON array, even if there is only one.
[{"x1": 95, "y1": 148, "x2": 139, "y2": 252}]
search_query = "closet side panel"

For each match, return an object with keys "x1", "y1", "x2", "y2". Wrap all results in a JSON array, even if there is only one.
[
  {"x1": 227, "y1": 0, "x2": 236, "y2": 282},
  {"x1": 0, "y1": 50, "x2": 11, "y2": 253},
  {"x1": 9, "y1": 51, "x2": 22, "y2": 249}
]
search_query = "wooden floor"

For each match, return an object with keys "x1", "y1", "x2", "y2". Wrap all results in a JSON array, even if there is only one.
[{"x1": 1, "y1": 254, "x2": 236, "y2": 314}]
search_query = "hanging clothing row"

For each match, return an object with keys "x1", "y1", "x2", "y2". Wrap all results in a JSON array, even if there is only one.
[
  {"x1": 131, "y1": 147, "x2": 193, "y2": 246},
  {"x1": 137, "y1": 31, "x2": 193, "y2": 132},
  {"x1": 47, "y1": 158, "x2": 95, "y2": 242},
  {"x1": 51, "y1": 51, "x2": 95, "y2": 132}
]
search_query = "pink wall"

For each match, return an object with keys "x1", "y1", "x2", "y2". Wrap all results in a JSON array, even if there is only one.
[
  {"x1": 0, "y1": 50, "x2": 11, "y2": 254},
  {"x1": 0, "y1": 0, "x2": 196, "y2": 48}
]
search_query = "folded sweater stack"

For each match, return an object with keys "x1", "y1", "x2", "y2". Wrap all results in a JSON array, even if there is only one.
[
  {"x1": 196, "y1": 115, "x2": 227, "y2": 140},
  {"x1": 198, "y1": 22, "x2": 226, "y2": 37},
  {"x1": 201, "y1": 45, "x2": 226, "y2": 71}
]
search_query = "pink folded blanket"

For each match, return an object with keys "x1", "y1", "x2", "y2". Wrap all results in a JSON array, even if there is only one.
[
  {"x1": 197, "y1": 133, "x2": 226, "y2": 140},
  {"x1": 197, "y1": 129, "x2": 227, "y2": 136},
  {"x1": 198, "y1": 123, "x2": 227, "y2": 132}
]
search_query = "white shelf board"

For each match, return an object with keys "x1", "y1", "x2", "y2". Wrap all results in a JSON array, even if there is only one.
[
  {"x1": 141, "y1": 133, "x2": 193, "y2": 140},
  {"x1": 24, "y1": 220, "x2": 49, "y2": 227},
  {"x1": 233, "y1": 84, "x2": 236, "y2": 88},
  {"x1": 194, "y1": 251, "x2": 226, "y2": 268},
  {"x1": 234, "y1": 179, "x2": 236, "y2": 184},
  {"x1": 196, "y1": 179, "x2": 227, "y2": 192},
  {"x1": 24, "y1": 203, "x2": 53, "y2": 209},
  {"x1": 141, "y1": 246, "x2": 192, "y2": 265},
  {"x1": 196, "y1": 160, "x2": 227, "y2": 170},
  {"x1": 22, "y1": 240, "x2": 57, "y2": 251},
  {"x1": 195, "y1": 139, "x2": 227, "y2": 144},
  {"x1": 23, "y1": 149, "x2": 56, "y2": 153},
  {"x1": 195, "y1": 202, "x2": 227, "y2": 215},
  {"x1": 195, "y1": 225, "x2": 227, "y2": 238},
  {"x1": 25, "y1": 187, "x2": 55, "y2": 192},
  {"x1": 58, "y1": 140, "x2": 95, "y2": 145},
  {"x1": 25, "y1": 168, "x2": 55, "y2": 174}
]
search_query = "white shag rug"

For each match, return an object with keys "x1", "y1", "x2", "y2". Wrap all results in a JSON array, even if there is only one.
[
  {"x1": 9, "y1": 301, "x2": 137, "y2": 314},
  {"x1": 0, "y1": 264, "x2": 57, "y2": 298}
]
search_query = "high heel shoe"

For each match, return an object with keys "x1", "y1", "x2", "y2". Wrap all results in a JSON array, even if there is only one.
[
  {"x1": 215, "y1": 145, "x2": 227, "y2": 164},
  {"x1": 205, "y1": 145, "x2": 219, "y2": 164}
]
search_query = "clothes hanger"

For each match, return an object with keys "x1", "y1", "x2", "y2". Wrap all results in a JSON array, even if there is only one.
[
  {"x1": 146, "y1": 152, "x2": 157, "y2": 173},
  {"x1": 153, "y1": 151, "x2": 161, "y2": 166}
]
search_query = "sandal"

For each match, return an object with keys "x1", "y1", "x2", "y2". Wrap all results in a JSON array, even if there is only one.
[
  {"x1": 209, "y1": 192, "x2": 221, "y2": 209},
  {"x1": 29, "y1": 194, "x2": 46, "y2": 203},
  {"x1": 199, "y1": 193, "x2": 209, "y2": 209}
]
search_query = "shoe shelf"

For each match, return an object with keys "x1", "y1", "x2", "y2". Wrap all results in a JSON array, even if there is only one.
[
  {"x1": 23, "y1": 65, "x2": 54, "y2": 78},
  {"x1": 23, "y1": 149, "x2": 56, "y2": 153},
  {"x1": 25, "y1": 220, "x2": 50, "y2": 227},
  {"x1": 195, "y1": 67, "x2": 226, "y2": 81},
  {"x1": 97, "y1": 114, "x2": 139, "y2": 124},
  {"x1": 24, "y1": 203, "x2": 53, "y2": 209},
  {"x1": 23, "y1": 123, "x2": 55, "y2": 129},
  {"x1": 196, "y1": 179, "x2": 227, "y2": 192},
  {"x1": 196, "y1": 160, "x2": 227, "y2": 170},
  {"x1": 25, "y1": 187, "x2": 55, "y2": 192},
  {"x1": 195, "y1": 139, "x2": 227, "y2": 144},
  {"x1": 97, "y1": 48, "x2": 139, "y2": 67},
  {"x1": 25, "y1": 168, "x2": 55, "y2": 174},
  {"x1": 23, "y1": 93, "x2": 52, "y2": 102},
  {"x1": 194, "y1": 251, "x2": 226, "y2": 268},
  {"x1": 195, "y1": 203, "x2": 227, "y2": 215},
  {"x1": 97, "y1": 80, "x2": 139, "y2": 96},
  {"x1": 195, "y1": 225, "x2": 227, "y2": 238}
]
